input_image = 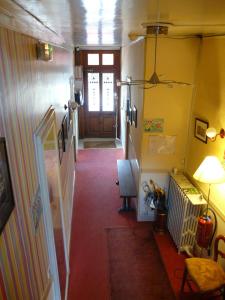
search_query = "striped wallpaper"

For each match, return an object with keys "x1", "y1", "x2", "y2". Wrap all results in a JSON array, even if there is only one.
[{"x1": 0, "y1": 27, "x2": 74, "y2": 299}]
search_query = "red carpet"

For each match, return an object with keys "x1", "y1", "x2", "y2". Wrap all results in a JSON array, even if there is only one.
[
  {"x1": 68, "y1": 149, "x2": 138, "y2": 300},
  {"x1": 67, "y1": 149, "x2": 197, "y2": 299},
  {"x1": 107, "y1": 226, "x2": 175, "y2": 299}
]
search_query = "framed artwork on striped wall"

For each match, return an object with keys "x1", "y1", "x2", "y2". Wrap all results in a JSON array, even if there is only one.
[{"x1": 0, "y1": 138, "x2": 15, "y2": 234}]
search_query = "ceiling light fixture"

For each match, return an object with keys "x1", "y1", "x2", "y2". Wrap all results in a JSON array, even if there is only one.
[{"x1": 117, "y1": 25, "x2": 191, "y2": 88}]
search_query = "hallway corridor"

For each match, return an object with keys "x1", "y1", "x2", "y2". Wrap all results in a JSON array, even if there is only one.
[
  {"x1": 67, "y1": 149, "x2": 176, "y2": 300},
  {"x1": 67, "y1": 148, "x2": 134, "y2": 299}
]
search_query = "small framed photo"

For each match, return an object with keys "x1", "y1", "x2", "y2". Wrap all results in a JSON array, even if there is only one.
[
  {"x1": 128, "y1": 105, "x2": 132, "y2": 125},
  {"x1": 126, "y1": 85, "x2": 131, "y2": 122},
  {"x1": 62, "y1": 115, "x2": 68, "y2": 151},
  {"x1": 126, "y1": 98, "x2": 130, "y2": 118},
  {"x1": 68, "y1": 101, "x2": 73, "y2": 125},
  {"x1": 0, "y1": 138, "x2": 15, "y2": 234},
  {"x1": 57, "y1": 129, "x2": 64, "y2": 163},
  {"x1": 195, "y1": 118, "x2": 208, "y2": 143},
  {"x1": 66, "y1": 102, "x2": 73, "y2": 134},
  {"x1": 132, "y1": 105, "x2": 137, "y2": 128}
]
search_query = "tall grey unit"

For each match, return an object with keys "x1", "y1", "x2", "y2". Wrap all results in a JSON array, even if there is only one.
[{"x1": 167, "y1": 174, "x2": 206, "y2": 253}]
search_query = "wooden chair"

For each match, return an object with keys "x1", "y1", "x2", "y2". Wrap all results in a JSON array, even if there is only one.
[{"x1": 180, "y1": 235, "x2": 225, "y2": 299}]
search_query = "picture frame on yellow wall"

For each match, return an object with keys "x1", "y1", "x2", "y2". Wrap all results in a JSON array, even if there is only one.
[
  {"x1": 57, "y1": 129, "x2": 64, "y2": 163},
  {"x1": 195, "y1": 118, "x2": 208, "y2": 143},
  {"x1": 128, "y1": 105, "x2": 133, "y2": 125},
  {"x1": 132, "y1": 105, "x2": 137, "y2": 128},
  {"x1": 143, "y1": 118, "x2": 164, "y2": 133},
  {"x1": 62, "y1": 114, "x2": 68, "y2": 151}
]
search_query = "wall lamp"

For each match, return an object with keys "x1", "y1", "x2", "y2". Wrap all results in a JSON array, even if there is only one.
[
  {"x1": 36, "y1": 42, "x2": 53, "y2": 61},
  {"x1": 206, "y1": 127, "x2": 225, "y2": 142}
]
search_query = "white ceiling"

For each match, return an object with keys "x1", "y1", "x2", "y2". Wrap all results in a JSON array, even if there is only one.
[{"x1": 1, "y1": 0, "x2": 225, "y2": 48}]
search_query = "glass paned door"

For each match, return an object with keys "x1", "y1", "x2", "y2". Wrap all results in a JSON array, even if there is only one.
[
  {"x1": 86, "y1": 71, "x2": 116, "y2": 137},
  {"x1": 87, "y1": 72, "x2": 114, "y2": 112},
  {"x1": 88, "y1": 73, "x2": 100, "y2": 111},
  {"x1": 102, "y1": 73, "x2": 114, "y2": 112},
  {"x1": 76, "y1": 49, "x2": 120, "y2": 139}
]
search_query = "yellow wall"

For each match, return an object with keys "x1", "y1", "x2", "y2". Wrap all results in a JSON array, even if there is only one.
[
  {"x1": 121, "y1": 39, "x2": 145, "y2": 164},
  {"x1": 121, "y1": 37, "x2": 200, "y2": 172},
  {"x1": 186, "y1": 37, "x2": 225, "y2": 219},
  {"x1": 120, "y1": 30, "x2": 225, "y2": 243},
  {"x1": 141, "y1": 37, "x2": 200, "y2": 171},
  {"x1": 120, "y1": 39, "x2": 145, "y2": 196}
]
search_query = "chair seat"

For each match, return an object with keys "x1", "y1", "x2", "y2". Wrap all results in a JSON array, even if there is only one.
[{"x1": 186, "y1": 258, "x2": 225, "y2": 293}]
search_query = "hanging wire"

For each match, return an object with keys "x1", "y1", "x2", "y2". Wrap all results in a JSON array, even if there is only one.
[{"x1": 153, "y1": 27, "x2": 158, "y2": 73}]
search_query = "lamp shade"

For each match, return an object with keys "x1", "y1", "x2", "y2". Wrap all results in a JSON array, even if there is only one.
[{"x1": 193, "y1": 156, "x2": 225, "y2": 184}]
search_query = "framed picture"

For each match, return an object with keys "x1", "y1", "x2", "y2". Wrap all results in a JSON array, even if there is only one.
[
  {"x1": 195, "y1": 118, "x2": 208, "y2": 143},
  {"x1": 65, "y1": 102, "x2": 72, "y2": 135},
  {"x1": 128, "y1": 105, "x2": 132, "y2": 125},
  {"x1": 126, "y1": 98, "x2": 130, "y2": 118},
  {"x1": 68, "y1": 101, "x2": 73, "y2": 127},
  {"x1": 57, "y1": 129, "x2": 64, "y2": 163},
  {"x1": 62, "y1": 115, "x2": 68, "y2": 151},
  {"x1": 132, "y1": 105, "x2": 137, "y2": 128},
  {"x1": 126, "y1": 84, "x2": 132, "y2": 123},
  {"x1": 0, "y1": 138, "x2": 15, "y2": 234},
  {"x1": 144, "y1": 118, "x2": 164, "y2": 133}
]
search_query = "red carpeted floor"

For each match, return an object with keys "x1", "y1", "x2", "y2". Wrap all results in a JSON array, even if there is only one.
[
  {"x1": 67, "y1": 149, "x2": 187, "y2": 300},
  {"x1": 154, "y1": 232, "x2": 187, "y2": 298},
  {"x1": 107, "y1": 226, "x2": 175, "y2": 299}
]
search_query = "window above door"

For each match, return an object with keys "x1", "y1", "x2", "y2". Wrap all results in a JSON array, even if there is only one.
[{"x1": 87, "y1": 53, "x2": 114, "y2": 66}]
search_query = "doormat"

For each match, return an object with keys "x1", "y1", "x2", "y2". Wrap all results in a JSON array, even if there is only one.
[
  {"x1": 84, "y1": 141, "x2": 116, "y2": 149},
  {"x1": 106, "y1": 226, "x2": 175, "y2": 300}
]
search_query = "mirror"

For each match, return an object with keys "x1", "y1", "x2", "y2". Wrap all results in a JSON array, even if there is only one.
[
  {"x1": 34, "y1": 107, "x2": 68, "y2": 299},
  {"x1": 43, "y1": 126, "x2": 67, "y2": 299}
]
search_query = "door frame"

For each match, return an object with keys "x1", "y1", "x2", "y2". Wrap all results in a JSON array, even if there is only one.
[
  {"x1": 76, "y1": 49, "x2": 121, "y2": 139},
  {"x1": 34, "y1": 106, "x2": 69, "y2": 300},
  {"x1": 84, "y1": 71, "x2": 118, "y2": 138}
]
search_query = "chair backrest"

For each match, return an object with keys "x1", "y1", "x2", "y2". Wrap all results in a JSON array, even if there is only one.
[{"x1": 214, "y1": 235, "x2": 225, "y2": 261}]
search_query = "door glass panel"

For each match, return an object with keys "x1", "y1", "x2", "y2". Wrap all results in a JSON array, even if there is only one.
[
  {"x1": 88, "y1": 54, "x2": 99, "y2": 65},
  {"x1": 102, "y1": 53, "x2": 114, "y2": 65},
  {"x1": 102, "y1": 73, "x2": 114, "y2": 111},
  {"x1": 88, "y1": 73, "x2": 100, "y2": 111}
]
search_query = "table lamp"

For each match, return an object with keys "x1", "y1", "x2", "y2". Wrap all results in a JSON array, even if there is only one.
[
  {"x1": 193, "y1": 156, "x2": 225, "y2": 214},
  {"x1": 193, "y1": 156, "x2": 225, "y2": 249}
]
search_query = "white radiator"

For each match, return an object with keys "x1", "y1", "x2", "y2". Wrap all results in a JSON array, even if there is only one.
[{"x1": 167, "y1": 174, "x2": 206, "y2": 253}]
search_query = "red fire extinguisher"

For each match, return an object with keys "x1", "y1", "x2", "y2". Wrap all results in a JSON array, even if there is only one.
[
  {"x1": 196, "y1": 208, "x2": 217, "y2": 254},
  {"x1": 196, "y1": 215, "x2": 213, "y2": 248}
]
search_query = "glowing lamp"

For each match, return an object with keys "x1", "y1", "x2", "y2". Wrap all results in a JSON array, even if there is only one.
[
  {"x1": 206, "y1": 127, "x2": 225, "y2": 142},
  {"x1": 36, "y1": 42, "x2": 53, "y2": 61},
  {"x1": 193, "y1": 156, "x2": 225, "y2": 214}
]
